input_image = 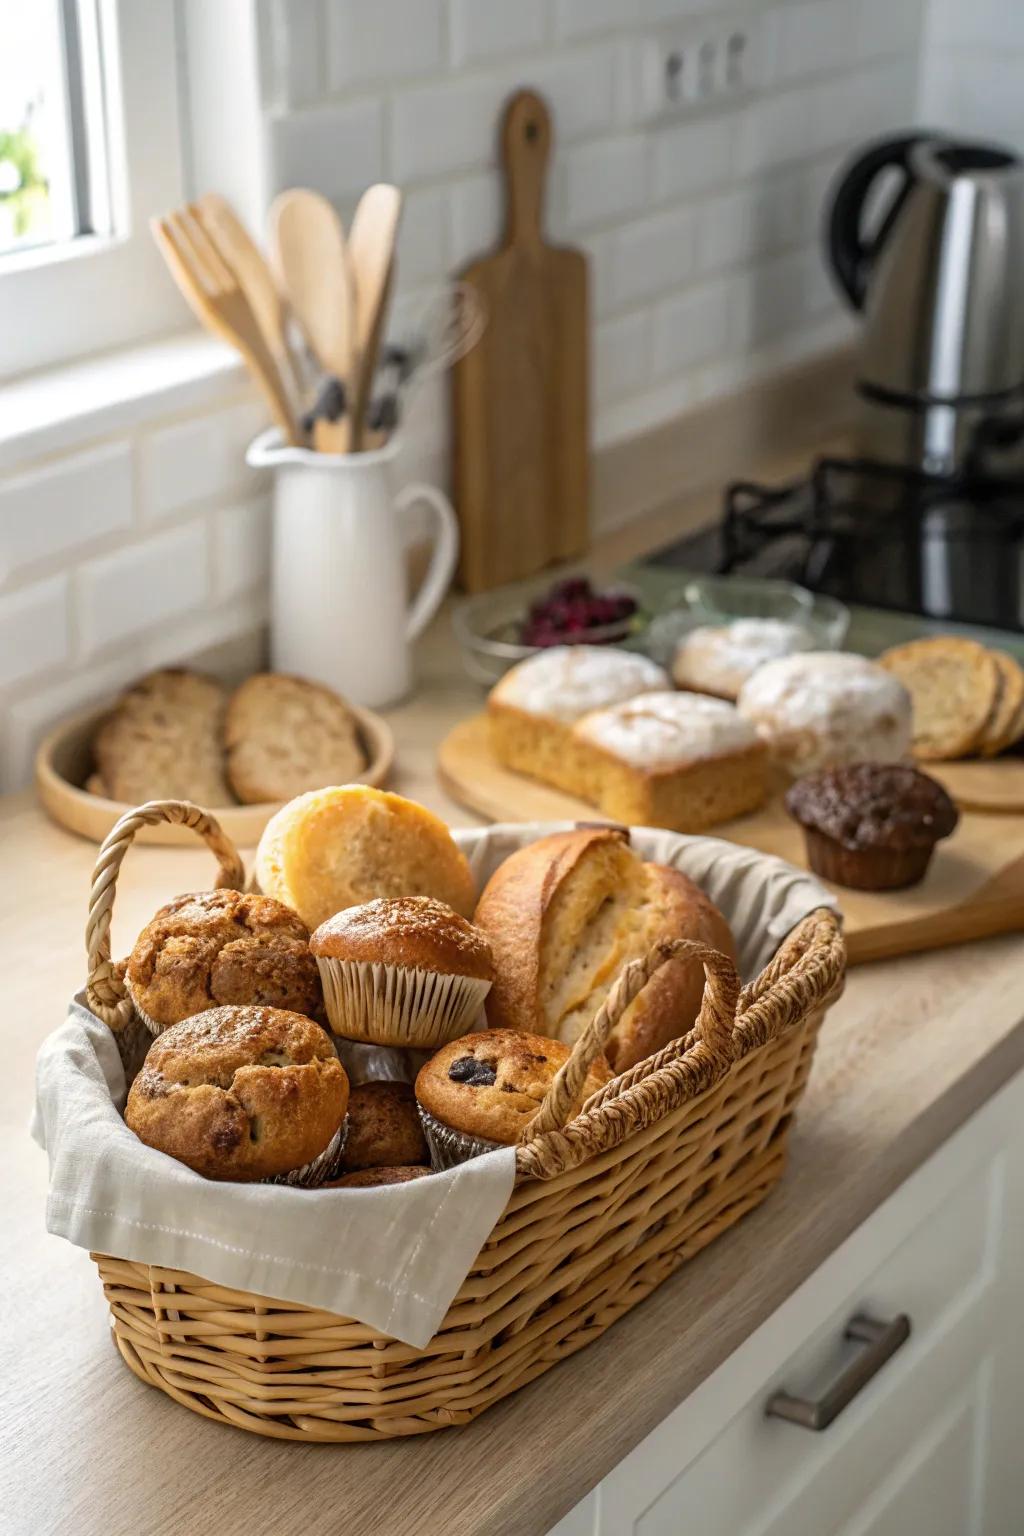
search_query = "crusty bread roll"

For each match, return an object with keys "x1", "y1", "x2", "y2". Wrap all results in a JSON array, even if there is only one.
[
  {"x1": 473, "y1": 826, "x2": 735, "y2": 1073},
  {"x1": 224, "y1": 673, "x2": 366, "y2": 803},
  {"x1": 254, "y1": 786, "x2": 476, "y2": 930}
]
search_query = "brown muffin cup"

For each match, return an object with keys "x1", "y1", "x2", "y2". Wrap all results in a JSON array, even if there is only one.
[{"x1": 800, "y1": 827, "x2": 936, "y2": 891}]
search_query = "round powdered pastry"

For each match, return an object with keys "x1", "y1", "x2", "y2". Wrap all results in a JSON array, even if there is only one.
[
  {"x1": 672, "y1": 619, "x2": 815, "y2": 700},
  {"x1": 254, "y1": 786, "x2": 477, "y2": 931},
  {"x1": 736, "y1": 651, "x2": 912, "y2": 775},
  {"x1": 224, "y1": 673, "x2": 366, "y2": 804},
  {"x1": 92, "y1": 668, "x2": 231, "y2": 806},
  {"x1": 311, "y1": 896, "x2": 494, "y2": 1047},
  {"x1": 415, "y1": 1029, "x2": 613, "y2": 1166},
  {"x1": 125, "y1": 1005, "x2": 348, "y2": 1181},
  {"x1": 573, "y1": 690, "x2": 761, "y2": 768},
  {"x1": 126, "y1": 888, "x2": 322, "y2": 1034},
  {"x1": 337, "y1": 1082, "x2": 429, "y2": 1172},
  {"x1": 491, "y1": 645, "x2": 670, "y2": 722},
  {"x1": 878, "y1": 636, "x2": 999, "y2": 761}
]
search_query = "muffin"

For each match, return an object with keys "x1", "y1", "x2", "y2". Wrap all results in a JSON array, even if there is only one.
[
  {"x1": 125, "y1": 888, "x2": 322, "y2": 1036},
  {"x1": 254, "y1": 785, "x2": 477, "y2": 930},
  {"x1": 415, "y1": 1029, "x2": 613, "y2": 1168},
  {"x1": 125, "y1": 1005, "x2": 349, "y2": 1183},
  {"x1": 338, "y1": 1081, "x2": 429, "y2": 1172},
  {"x1": 326, "y1": 1166, "x2": 433, "y2": 1189},
  {"x1": 785, "y1": 762, "x2": 959, "y2": 890},
  {"x1": 311, "y1": 896, "x2": 494, "y2": 1048},
  {"x1": 737, "y1": 651, "x2": 912, "y2": 775},
  {"x1": 671, "y1": 618, "x2": 815, "y2": 700}
]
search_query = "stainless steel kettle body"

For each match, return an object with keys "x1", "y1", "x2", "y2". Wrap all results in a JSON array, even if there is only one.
[{"x1": 828, "y1": 134, "x2": 1024, "y2": 476}]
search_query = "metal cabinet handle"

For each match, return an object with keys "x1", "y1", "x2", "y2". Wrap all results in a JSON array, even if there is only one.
[{"x1": 765, "y1": 1313, "x2": 911, "y2": 1431}]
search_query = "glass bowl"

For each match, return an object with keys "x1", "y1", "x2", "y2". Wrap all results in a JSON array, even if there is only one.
[
  {"x1": 452, "y1": 577, "x2": 648, "y2": 686},
  {"x1": 643, "y1": 576, "x2": 850, "y2": 669}
]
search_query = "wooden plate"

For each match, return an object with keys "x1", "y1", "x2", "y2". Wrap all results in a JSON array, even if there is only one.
[
  {"x1": 438, "y1": 713, "x2": 1024, "y2": 965},
  {"x1": 927, "y1": 755, "x2": 1024, "y2": 814},
  {"x1": 35, "y1": 702, "x2": 395, "y2": 848}
]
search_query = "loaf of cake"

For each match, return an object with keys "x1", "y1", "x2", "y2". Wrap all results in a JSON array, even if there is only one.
[
  {"x1": 488, "y1": 645, "x2": 670, "y2": 795},
  {"x1": 569, "y1": 690, "x2": 767, "y2": 829}
]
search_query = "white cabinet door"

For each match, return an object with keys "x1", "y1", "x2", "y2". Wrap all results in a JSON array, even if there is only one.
[{"x1": 552, "y1": 1071, "x2": 1024, "y2": 1536}]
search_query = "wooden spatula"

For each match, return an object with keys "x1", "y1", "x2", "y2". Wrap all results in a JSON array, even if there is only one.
[
  {"x1": 269, "y1": 188, "x2": 355, "y2": 452},
  {"x1": 152, "y1": 206, "x2": 300, "y2": 445},
  {"x1": 348, "y1": 184, "x2": 402, "y2": 450},
  {"x1": 196, "y1": 193, "x2": 301, "y2": 403}
]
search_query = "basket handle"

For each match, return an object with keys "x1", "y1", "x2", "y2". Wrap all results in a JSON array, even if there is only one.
[
  {"x1": 520, "y1": 937, "x2": 739, "y2": 1143},
  {"x1": 85, "y1": 799, "x2": 246, "y2": 1032},
  {"x1": 736, "y1": 907, "x2": 845, "y2": 1051}
]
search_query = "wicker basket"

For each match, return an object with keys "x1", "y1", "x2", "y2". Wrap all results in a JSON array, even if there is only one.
[{"x1": 84, "y1": 799, "x2": 845, "y2": 1443}]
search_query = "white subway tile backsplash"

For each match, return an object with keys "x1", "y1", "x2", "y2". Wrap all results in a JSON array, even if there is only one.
[
  {"x1": 0, "y1": 653, "x2": 138, "y2": 792},
  {"x1": 564, "y1": 135, "x2": 649, "y2": 229},
  {"x1": 259, "y1": 0, "x2": 324, "y2": 107},
  {"x1": 553, "y1": 0, "x2": 626, "y2": 41},
  {"x1": 397, "y1": 187, "x2": 449, "y2": 283},
  {"x1": 594, "y1": 311, "x2": 653, "y2": 407},
  {"x1": 0, "y1": 442, "x2": 133, "y2": 584},
  {"x1": 0, "y1": 575, "x2": 70, "y2": 689},
  {"x1": 449, "y1": 175, "x2": 503, "y2": 269},
  {"x1": 78, "y1": 523, "x2": 209, "y2": 657},
  {"x1": 325, "y1": 0, "x2": 444, "y2": 90},
  {"x1": 765, "y1": 1, "x2": 857, "y2": 86},
  {"x1": 213, "y1": 499, "x2": 272, "y2": 602},
  {"x1": 736, "y1": 84, "x2": 819, "y2": 175},
  {"x1": 392, "y1": 78, "x2": 501, "y2": 182},
  {"x1": 651, "y1": 279, "x2": 732, "y2": 379},
  {"x1": 651, "y1": 116, "x2": 736, "y2": 203},
  {"x1": 856, "y1": 0, "x2": 923, "y2": 62},
  {"x1": 525, "y1": 46, "x2": 618, "y2": 144},
  {"x1": 695, "y1": 172, "x2": 804, "y2": 274},
  {"x1": 450, "y1": 0, "x2": 547, "y2": 65},
  {"x1": 140, "y1": 402, "x2": 263, "y2": 520},
  {"x1": 610, "y1": 205, "x2": 696, "y2": 307},
  {"x1": 265, "y1": 99, "x2": 384, "y2": 202}
]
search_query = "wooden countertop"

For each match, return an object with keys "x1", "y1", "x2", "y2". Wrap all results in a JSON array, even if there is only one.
[{"x1": 5, "y1": 453, "x2": 1024, "y2": 1536}]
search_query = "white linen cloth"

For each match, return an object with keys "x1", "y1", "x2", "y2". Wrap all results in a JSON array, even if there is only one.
[{"x1": 32, "y1": 823, "x2": 837, "y2": 1349}]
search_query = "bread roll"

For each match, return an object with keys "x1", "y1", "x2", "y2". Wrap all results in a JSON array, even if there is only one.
[{"x1": 473, "y1": 826, "x2": 735, "y2": 1073}]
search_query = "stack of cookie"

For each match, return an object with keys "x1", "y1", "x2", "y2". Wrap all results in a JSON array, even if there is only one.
[
  {"x1": 87, "y1": 668, "x2": 367, "y2": 807},
  {"x1": 879, "y1": 637, "x2": 1024, "y2": 761}
]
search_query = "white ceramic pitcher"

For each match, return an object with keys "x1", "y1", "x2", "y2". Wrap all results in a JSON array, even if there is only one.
[{"x1": 248, "y1": 429, "x2": 459, "y2": 708}]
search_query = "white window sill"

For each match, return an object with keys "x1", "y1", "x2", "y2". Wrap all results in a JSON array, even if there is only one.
[{"x1": 0, "y1": 332, "x2": 248, "y2": 472}]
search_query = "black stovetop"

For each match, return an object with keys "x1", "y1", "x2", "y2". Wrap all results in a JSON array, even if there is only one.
[{"x1": 647, "y1": 455, "x2": 1024, "y2": 633}]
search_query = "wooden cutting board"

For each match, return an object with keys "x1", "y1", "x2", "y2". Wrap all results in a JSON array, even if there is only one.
[
  {"x1": 438, "y1": 713, "x2": 1024, "y2": 965},
  {"x1": 452, "y1": 89, "x2": 588, "y2": 593}
]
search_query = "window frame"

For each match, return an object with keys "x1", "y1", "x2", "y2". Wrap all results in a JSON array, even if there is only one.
[{"x1": 0, "y1": 0, "x2": 188, "y2": 382}]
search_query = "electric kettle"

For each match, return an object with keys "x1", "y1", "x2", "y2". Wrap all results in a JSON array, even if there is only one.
[{"x1": 827, "y1": 133, "x2": 1024, "y2": 476}]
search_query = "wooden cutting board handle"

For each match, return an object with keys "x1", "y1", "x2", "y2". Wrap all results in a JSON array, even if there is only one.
[{"x1": 502, "y1": 90, "x2": 551, "y2": 250}]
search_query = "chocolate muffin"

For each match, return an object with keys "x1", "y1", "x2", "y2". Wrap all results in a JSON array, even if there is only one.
[
  {"x1": 338, "y1": 1081, "x2": 429, "y2": 1172},
  {"x1": 126, "y1": 888, "x2": 322, "y2": 1035},
  {"x1": 785, "y1": 762, "x2": 959, "y2": 890}
]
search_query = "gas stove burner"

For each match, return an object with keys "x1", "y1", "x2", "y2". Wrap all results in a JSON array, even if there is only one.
[{"x1": 650, "y1": 453, "x2": 1024, "y2": 631}]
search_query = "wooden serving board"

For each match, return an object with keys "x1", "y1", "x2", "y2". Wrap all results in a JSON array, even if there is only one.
[
  {"x1": 438, "y1": 714, "x2": 1024, "y2": 965},
  {"x1": 928, "y1": 755, "x2": 1024, "y2": 813},
  {"x1": 452, "y1": 89, "x2": 588, "y2": 593}
]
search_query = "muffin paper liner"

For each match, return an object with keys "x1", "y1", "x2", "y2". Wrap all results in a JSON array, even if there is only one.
[
  {"x1": 317, "y1": 958, "x2": 491, "y2": 1049},
  {"x1": 263, "y1": 1118, "x2": 348, "y2": 1188},
  {"x1": 333, "y1": 1038, "x2": 415, "y2": 1086},
  {"x1": 416, "y1": 1105, "x2": 503, "y2": 1170},
  {"x1": 124, "y1": 979, "x2": 168, "y2": 1039}
]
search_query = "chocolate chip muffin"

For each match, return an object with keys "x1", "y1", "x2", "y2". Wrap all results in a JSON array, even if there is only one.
[
  {"x1": 338, "y1": 1081, "x2": 429, "y2": 1172},
  {"x1": 785, "y1": 761, "x2": 959, "y2": 890},
  {"x1": 326, "y1": 1166, "x2": 433, "y2": 1189},
  {"x1": 415, "y1": 1029, "x2": 612, "y2": 1168},
  {"x1": 126, "y1": 888, "x2": 322, "y2": 1035},
  {"x1": 311, "y1": 896, "x2": 494, "y2": 1047},
  {"x1": 125, "y1": 1005, "x2": 349, "y2": 1182}
]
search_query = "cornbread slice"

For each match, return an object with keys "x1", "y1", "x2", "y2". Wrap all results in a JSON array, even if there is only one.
[
  {"x1": 878, "y1": 638, "x2": 999, "y2": 761},
  {"x1": 225, "y1": 673, "x2": 366, "y2": 804},
  {"x1": 978, "y1": 651, "x2": 1024, "y2": 757},
  {"x1": 92, "y1": 668, "x2": 231, "y2": 805}
]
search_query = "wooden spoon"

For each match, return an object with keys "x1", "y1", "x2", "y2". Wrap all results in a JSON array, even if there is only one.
[
  {"x1": 348, "y1": 184, "x2": 402, "y2": 450},
  {"x1": 269, "y1": 188, "x2": 355, "y2": 451}
]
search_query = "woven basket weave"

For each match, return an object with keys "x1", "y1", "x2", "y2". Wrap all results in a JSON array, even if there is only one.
[{"x1": 84, "y1": 799, "x2": 845, "y2": 1443}]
